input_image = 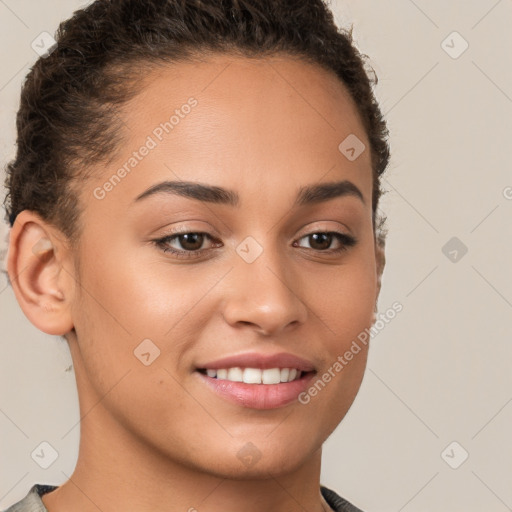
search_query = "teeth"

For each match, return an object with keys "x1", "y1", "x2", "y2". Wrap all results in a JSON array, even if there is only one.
[
  {"x1": 227, "y1": 367, "x2": 243, "y2": 382},
  {"x1": 217, "y1": 369, "x2": 228, "y2": 379},
  {"x1": 262, "y1": 368, "x2": 281, "y2": 384},
  {"x1": 203, "y1": 367, "x2": 303, "y2": 384},
  {"x1": 243, "y1": 367, "x2": 262, "y2": 384}
]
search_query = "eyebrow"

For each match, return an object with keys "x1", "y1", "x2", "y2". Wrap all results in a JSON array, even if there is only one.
[{"x1": 133, "y1": 179, "x2": 365, "y2": 207}]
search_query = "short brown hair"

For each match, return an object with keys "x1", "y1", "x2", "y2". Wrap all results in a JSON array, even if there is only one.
[{"x1": 3, "y1": 0, "x2": 390, "y2": 246}]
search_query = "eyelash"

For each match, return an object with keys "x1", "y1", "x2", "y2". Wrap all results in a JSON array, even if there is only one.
[{"x1": 152, "y1": 230, "x2": 357, "y2": 260}]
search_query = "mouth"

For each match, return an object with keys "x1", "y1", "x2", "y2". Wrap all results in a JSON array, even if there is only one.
[{"x1": 195, "y1": 363, "x2": 316, "y2": 410}]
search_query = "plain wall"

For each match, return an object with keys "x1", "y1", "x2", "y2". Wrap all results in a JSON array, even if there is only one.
[{"x1": 1, "y1": 1, "x2": 511, "y2": 511}]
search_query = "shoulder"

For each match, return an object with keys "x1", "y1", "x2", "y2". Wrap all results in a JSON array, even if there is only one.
[
  {"x1": 2, "y1": 484, "x2": 57, "y2": 512},
  {"x1": 4, "y1": 483, "x2": 362, "y2": 512},
  {"x1": 321, "y1": 485, "x2": 365, "y2": 512}
]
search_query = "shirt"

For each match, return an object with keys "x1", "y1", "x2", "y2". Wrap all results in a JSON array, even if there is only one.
[{"x1": 3, "y1": 483, "x2": 364, "y2": 512}]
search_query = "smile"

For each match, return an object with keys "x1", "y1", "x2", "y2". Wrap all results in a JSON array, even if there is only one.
[{"x1": 195, "y1": 368, "x2": 316, "y2": 410}]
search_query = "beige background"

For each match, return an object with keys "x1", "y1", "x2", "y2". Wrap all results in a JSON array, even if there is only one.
[{"x1": 1, "y1": 1, "x2": 511, "y2": 511}]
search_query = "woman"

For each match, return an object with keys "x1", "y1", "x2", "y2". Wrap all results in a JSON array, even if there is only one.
[{"x1": 3, "y1": 0, "x2": 390, "y2": 511}]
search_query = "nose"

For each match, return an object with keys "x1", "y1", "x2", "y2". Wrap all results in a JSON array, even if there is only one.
[{"x1": 221, "y1": 247, "x2": 308, "y2": 337}]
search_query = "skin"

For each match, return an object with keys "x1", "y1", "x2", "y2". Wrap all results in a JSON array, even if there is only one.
[{"x1": 8, "y1": 54, "x2": 385, "y2": 512}]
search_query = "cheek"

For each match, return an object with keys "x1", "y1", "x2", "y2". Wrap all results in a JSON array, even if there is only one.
[
  {"x1": 70, "y1": 251, "x2": 221, "y2": 405},
  {"x1": 307, "y1": 256, "x2": 377, "y2": 345},
  {"x1": 76, "y1": 245, "x2": 210, "y2": 339},
  {"x1": 298, "y1": 256, "x2": 375, "y2": 414}
]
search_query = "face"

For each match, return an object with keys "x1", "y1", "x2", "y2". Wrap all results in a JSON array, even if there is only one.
[{"x1": 66, "y1": 54, "x2": 381, "y2": 478}]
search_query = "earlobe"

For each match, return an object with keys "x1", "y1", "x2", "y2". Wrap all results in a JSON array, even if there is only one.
[{"x1": 7, "y1": 210, "x2": 75, "y2": 336}]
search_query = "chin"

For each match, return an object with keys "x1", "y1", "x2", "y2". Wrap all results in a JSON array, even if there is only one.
[
  {"x1": 154, "y1": 434, "x2": 316, "y2": 481},
  {"x1": 201, "y1": 438, "x2": 319, "y2": 480},
  {"x1": 200, "y1": 454, "x2": 310, "y2": 481}
]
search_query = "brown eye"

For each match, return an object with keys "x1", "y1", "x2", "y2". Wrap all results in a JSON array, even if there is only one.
[
  {"x1": 307, "y1": 233, "x2": 333, "y2": 250},
  {"x1": 174, "y1": 233, "x2": 205, "y2": 251},
  {"x1": 294, "y1": 231, "x2": 357, "y2": 253},
  {"x1": 153, "y1": 231, "x2": 220, "y2": 260}
]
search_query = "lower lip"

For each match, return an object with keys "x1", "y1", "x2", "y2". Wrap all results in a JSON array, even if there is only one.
[{"x1": 195, "y1": 371, "x2": 316, "y2": 409}]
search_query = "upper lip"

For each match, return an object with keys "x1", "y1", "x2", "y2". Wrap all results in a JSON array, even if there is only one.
[{"x1": 197, "y1": 352, "x2": 316, "y2": 372}]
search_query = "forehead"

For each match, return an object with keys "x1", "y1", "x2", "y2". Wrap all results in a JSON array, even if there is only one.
[
  {"x1": 85, "y1": 53, "x2": 372, "y2": 215},
  {"x1": 125, "y1": 53, "x2": 366, "y2": 139}
]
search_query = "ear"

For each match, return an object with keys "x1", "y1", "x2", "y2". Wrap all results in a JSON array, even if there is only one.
[
  {"x1": 7, "y1": 210, "x2": 75, "y2": 336},
  {"x1": 373, "y1": 233, "x2": 386, "y2": 319}
]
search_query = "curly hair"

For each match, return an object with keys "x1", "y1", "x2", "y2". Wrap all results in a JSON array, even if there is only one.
[{"x1": 3, "y1": 0, "x2": 390, "y2": 247}]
